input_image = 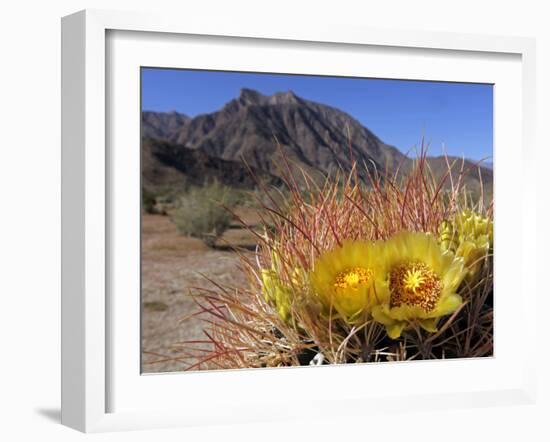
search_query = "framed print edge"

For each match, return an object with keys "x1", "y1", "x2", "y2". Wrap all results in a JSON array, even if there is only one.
[
  {"x1": 61, "y1": 10, "x2": 86, "y2": 432},
  {"x1": 62, "y1": 10, "x2": 107, "y2": 432},
  {"x1": 61, "y1": 9, "x2": 538, "y2": 433}
]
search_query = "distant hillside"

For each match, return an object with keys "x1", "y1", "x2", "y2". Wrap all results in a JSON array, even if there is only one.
[
  {"x1": 142, "y1": 111, "x2": 190, "y2": 140},
  {"x1": 142, "y1": 88, "x2": 492, "y2": 195},
  {"x1": 142, "y1": 137, "x2": 282, "y2": 192},
  {"x1": 421, "y1": 156, "x2": 493, "y2": 197}
]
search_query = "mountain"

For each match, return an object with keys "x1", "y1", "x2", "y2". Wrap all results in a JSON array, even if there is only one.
[
  {"x1": 421, "y1": 155, "x2": 493, "y2": 198},
  {"x1": 141, "y1": 88, "x2": 492, "y2": 194},
  {"x1": 142, "y1": 137, "x2": 282, "y2": 191},
  {"x1": 142, "y1": 111, "x2": 190, "y2": 140}
]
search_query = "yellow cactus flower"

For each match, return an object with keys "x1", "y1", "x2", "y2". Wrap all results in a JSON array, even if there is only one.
[
  {"x1": 310, "y1": 240, "x2": 385, "y2": 323},
  {"x1": 438, "y1": 210, "x2": 493, "y2": 278},
  {"x1": 372, "y1": 231, "x2": 466, "y2": 339},
  {"x1": 260, "y1": 245, "x2": 299, "y2": 322},
  {"x1": 261, "y1": 268, "x2": 292, "y2": 321}
]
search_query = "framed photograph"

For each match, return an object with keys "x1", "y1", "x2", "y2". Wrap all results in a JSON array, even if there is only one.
[{"x1": 61, "y1": 9, "x2": 537, "y2": 433}]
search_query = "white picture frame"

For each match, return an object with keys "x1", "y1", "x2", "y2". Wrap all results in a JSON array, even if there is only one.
[{"x1": 61, "y1": 9, "x2": 538, "y2": 433}]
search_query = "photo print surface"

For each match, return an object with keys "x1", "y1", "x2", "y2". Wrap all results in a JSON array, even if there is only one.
[{"x1": 141, "y1": 68, "x2": 493, "y2": 373}]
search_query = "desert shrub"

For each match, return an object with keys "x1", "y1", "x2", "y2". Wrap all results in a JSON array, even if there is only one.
[
  {"x1": 142, "y1": 188, "x2": 157, "y2": 214},
  {"x1": 173, "y1": 182, "x2": 236, "y2": 247}
]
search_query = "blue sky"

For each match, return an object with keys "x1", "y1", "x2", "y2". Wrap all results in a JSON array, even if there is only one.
[{"x1": 141, "y1": 68, "x2": 493, "y2": 161}]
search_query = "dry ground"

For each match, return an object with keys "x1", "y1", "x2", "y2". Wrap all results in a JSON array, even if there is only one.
[{"x1": 141, "y1": 211, "x2": 259, "y2": 373}]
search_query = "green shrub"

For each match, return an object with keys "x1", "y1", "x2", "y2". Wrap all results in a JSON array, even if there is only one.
[
  {"x1": 142, "y1": 188, "x2": 157, "y2": 214},
  {"x1": 173, "y1": 182, "x2": 236, "y2": 247}
]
